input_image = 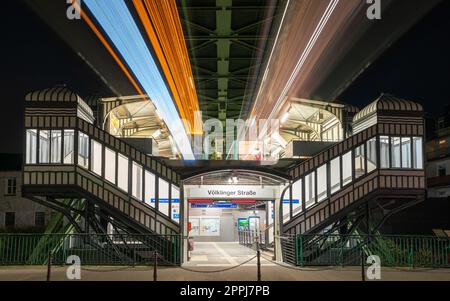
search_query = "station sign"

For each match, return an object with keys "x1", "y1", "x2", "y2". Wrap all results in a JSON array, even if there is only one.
[
  {"x1": 191, "y1": 203, "x2": 238, "y2": 209},
  {"x1": 185, "y1": 185, "x2": 279, "y2": 200},
  {"x1": 150, "y1": 198, "x2": 180, "y2": 203}
]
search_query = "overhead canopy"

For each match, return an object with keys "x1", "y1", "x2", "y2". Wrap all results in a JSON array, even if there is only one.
[
  {"x1": 353, "y1": 94, "x2": 423, "y2": 124},
  {"x1": 102, "y1": 95, "x2": 178, "y2": 158},
  {"x1": 25, "y1": 86, "x2": 94, "y2": 124},
  {"x1": 184, "y1": 169, "x2": 288, "y2": 186}
]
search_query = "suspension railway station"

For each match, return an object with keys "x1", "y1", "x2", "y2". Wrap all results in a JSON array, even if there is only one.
[
  {"x1": 21, "y1": 87, "x2": 426, "y2": 266},
  {"x1": 1, "y1": 0, "x2": 448, "y2": 276}
]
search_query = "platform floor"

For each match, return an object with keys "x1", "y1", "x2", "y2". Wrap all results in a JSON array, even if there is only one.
[
  {"x1": 1, "y1": 265, "x2": 449, "y2": 281},
  {"x1": 1, "y1": 242, "x2": 449, "y2": 281},
  {"x1": 185, "y1": 242, "x2": 275, "y2": 267}
]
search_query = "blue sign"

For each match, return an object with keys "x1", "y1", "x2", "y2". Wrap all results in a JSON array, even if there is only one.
[
  {"x1": 150, "y1": 198, "x2": 180, "y2": 204},
  {"x1": 282, "y1": 199, "x2": 300, "y2": 204},
  {"x1": 191, "y1": 203, "x2": 238, "y2": 209}
]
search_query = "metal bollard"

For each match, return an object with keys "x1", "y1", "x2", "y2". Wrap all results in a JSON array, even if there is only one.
[
  {"x1": 256, "y1": 237, "x2": 261, "y2": 281},
  {"x1": 153, "y1": 250, "x2": 158, "y2": 281},
  {"x1": 46, "y1": 251, "x2": 53, "y2": 281}
]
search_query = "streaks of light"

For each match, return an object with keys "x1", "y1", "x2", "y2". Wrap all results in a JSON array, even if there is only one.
[
  {"x1": 257, "y1": 0, "x2": 341, "y2": 134},
  {"x1": 132, "y1": 0, "x2": 200, "y2": 134},
  {"x1": 84, "y1": 0, "x2": 195, "y2": 160}
]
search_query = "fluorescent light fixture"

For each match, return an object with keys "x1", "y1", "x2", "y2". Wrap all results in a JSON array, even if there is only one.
[
  {"x1": 273, "y1": 146, "x2": 283, "y2": 156},
  {"x1": 272, "y1": 132, "x2": 287, "y2": 148},
  {"x1": 281, "y1": 112, "x2": 290, "y2": 124},
  {"x1": 152, "y1": 129, "x2": 161, "y2": 139},
  {"x1": 84, "y1": 0, "x2": 194, "y2": 160}
]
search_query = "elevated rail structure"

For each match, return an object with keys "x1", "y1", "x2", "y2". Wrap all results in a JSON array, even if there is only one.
[{"x1": 21, "y1": 88, "x2": 426, "y2": 266}]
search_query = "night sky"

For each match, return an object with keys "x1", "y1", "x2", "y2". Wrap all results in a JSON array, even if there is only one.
[
  {"x1": 1, "y1": 0, "x2": 449, "y2": 154},
  {"x1": 339, "y1": 0, "x2": 450, "y2": 115}
]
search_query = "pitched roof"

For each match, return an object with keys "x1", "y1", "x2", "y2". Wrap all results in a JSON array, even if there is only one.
[{"x1": 353, "y1": 94, "x2": 423, "y2": 123}]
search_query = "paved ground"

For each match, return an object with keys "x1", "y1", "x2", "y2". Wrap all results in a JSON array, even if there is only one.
[
  {"x1": 1, "y1": 265, "x2": 450, "y2": 281},
  {"x1": 1, "y1": 242, "x2": 449, "y2": 281},
  {"x1": 186, "y1": 242, "x2": 275, "y2": 267}
]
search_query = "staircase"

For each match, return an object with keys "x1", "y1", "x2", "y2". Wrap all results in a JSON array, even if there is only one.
[
  {"x1": 22, "y1": 87, "x2": 182, "y2": 264},
  {"x1": 280, "y1": 95, "x2": 426, "y2": 265}
]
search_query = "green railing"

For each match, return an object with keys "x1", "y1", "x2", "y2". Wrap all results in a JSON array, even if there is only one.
[
  {"x1": 0, "y1": 233, "x2": 181, "y2": 266},
  {"x1": 295, "y1": 234, "x2": 450, "y2": 268}
]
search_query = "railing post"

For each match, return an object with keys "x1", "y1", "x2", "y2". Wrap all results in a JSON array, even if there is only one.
[
  {"x1": 256, "y1": 236, "x2": 261, "y2": 282},
  {"x1": 46, "y1": 251, "x2": 53, "y2": 281},
  {"x1": 153, "y1": 250, "x2": 158, "y2": 281}
]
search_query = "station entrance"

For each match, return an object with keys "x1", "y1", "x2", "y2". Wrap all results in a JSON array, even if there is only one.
[{"x1": 181, "y1": 170, "x2": 289, "y2": 265}]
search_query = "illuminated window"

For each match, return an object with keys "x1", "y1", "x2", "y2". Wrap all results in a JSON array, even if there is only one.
[
  {"x1": 413, "y1": 137, "x2": 423, "y2": 169},
  {"x1": 78, "y1": 133, "x2": 89, "y2": 168},
  {"x1": 117, "y1": 154, "x2": 129, "y2": 192},
  {"x1": 354, "y1": 144, "x2": 365, "y2": 178},
  {"x1": 145, "y1": 170, "x2": 155, "y2": 208},
  {"x1": 50, "y1": 130, "x2": 62, "y2": 163},
  {"x1": 91, "y1": 140, "x2": 103, "y2": 176},
  {"x1": 105, "y1": 147, "x2": 116, "y2": 184},
  {"x1": 26, "y1": 129, "x2": 37, "y2": 164},
  {"x1": 401, "y1": 137, "x2": 411, "y2": 168},
  {"x1": 330, "y1": 157, "x2": 340, "y2": 194},
  {"x1": 367, "y1": 138, "x2": 377, "y2": 172},
  {"x1": 63, "y1": 130, "x2": 74, "y2": 164},
  {"x1": 132, "y1": 162, "x2": 143, "y2": 201},
  {"x1": 305, "y1": 172, "x2": 316, "y2": 208},
  {"x1": 292, "y1": 179, "x2": 302, "y2": 215},
  {"x1": 380, "y1": 136, "x2": 390, "y2": 168},
  {"x1": 158, "y1": 178, "x2": 169, "y2": 216},
  {"x1": 342, "y1": 151, "x2": 353, "y2": 186},
  {"x1": 391, "y1": 137, "x2": 401, "y2": 168},
  {"x1": 39, "y1": 130, "x2": 50, "y2": 163},
  {"x1": 317, "y1": 165, "x2": 327, "y2": 202}
]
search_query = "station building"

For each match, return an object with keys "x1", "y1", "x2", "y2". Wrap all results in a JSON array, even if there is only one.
[{"x1": 12, "y1": 85, "x2": 434, "y2": 266}]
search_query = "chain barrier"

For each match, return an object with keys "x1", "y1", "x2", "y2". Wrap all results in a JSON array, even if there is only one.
[
  {"x1": 48, "y1": 246, "x2": 450, "y2": 279},
  {"x1": 81, "y1": 266, "x2": 137, "y2": 272},
  {"x1": 259, "y1": 254, "x2": 344, "y2": 271},
  {"x1": 159, "y1": 254, "x2": 259, "y2": 273}
]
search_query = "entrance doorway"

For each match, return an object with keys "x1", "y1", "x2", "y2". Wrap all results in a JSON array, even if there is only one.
[{"x1": 181, "y1": 170, "x2": 288, "y2": 265}]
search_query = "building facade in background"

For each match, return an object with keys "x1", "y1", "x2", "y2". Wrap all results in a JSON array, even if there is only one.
[
  {"x1": 0, "y1": 154, "x2": 52, "y2": 231},
  {"x1": 426, "y1": 106, "x2": 450, "y2": 198}
]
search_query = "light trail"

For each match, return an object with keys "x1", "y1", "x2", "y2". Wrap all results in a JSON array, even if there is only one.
[
  {"x1": 260, "y1": 0, "x2": 340, "y2": 137},
  {"x1": 132, "y1": 0, "x2": 200, "y2": 134},
  {"x1": 84, "y1": 0, "x2": 195, "y2": 160},
  {"x1": 249, "y1": 0, "x2": 291, "y2": 121}
]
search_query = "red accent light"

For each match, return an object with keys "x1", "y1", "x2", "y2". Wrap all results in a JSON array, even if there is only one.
[{"x1": 188, "y1": 199, "x2": 214, "y2": 203}]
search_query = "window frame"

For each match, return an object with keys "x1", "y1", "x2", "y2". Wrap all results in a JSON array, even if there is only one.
[{"x1": 5, "y1": 178, "x2": 17, "y2": 196}]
